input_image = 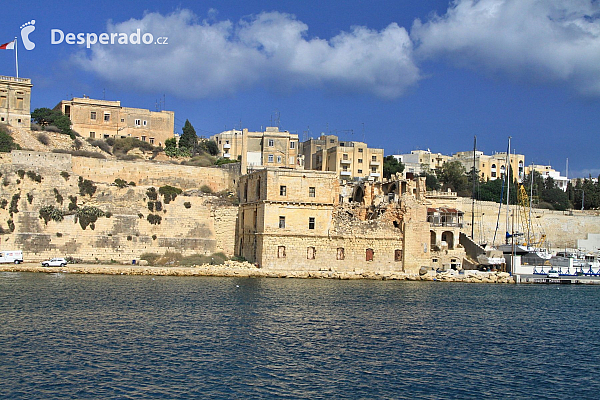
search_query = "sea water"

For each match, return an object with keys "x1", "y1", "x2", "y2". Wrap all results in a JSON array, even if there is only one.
[{"x1": 1, "y1": 272, "x2": 599, "y2": 399}]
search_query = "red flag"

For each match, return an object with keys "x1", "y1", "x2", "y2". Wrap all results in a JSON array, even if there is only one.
[{"x1": 0, "y1": 40, "x2": 15, "y2": 50}]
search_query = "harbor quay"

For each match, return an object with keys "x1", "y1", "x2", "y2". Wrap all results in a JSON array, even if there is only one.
[{"x1": 1, "y1": 262, "x2": 516, "y2": 283}]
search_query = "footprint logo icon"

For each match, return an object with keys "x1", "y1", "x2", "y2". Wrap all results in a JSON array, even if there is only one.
[{"x1": 20, "y1": 20, "x2": 35, "y2": 50}]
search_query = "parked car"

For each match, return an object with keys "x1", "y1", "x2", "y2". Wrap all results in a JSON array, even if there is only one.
[
  {"x1": 547, "y1": 269, "x2": 560, "y2": 278},
  {"x1": 41, "y1": 258, "x2": 68, "y2": 267}
]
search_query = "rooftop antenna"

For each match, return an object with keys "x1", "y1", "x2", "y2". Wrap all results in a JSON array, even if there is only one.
[
  {"x1": 303, "y1": 126, "x2": 310, "y2": 142},
  {"x1": 362, "y1": 123, "x2": 365, "y2": 142},
  {"x1": 103, "y1": 88, "x2": 105, "y2": 100}
]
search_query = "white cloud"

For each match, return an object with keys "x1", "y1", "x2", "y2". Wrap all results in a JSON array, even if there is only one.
[
  {"x1": 75, "y1": 10, "x2": 420, "y2": 99},
  {"x1": 411, "y1": 0, "x2": 600, "y2": 95}
]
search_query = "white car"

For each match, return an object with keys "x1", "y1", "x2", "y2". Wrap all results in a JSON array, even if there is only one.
[
  {"x1": 547, "y1": 269, "x2": 560, "y2": 278},
  {"x1": 41, "y1": 258, "x2": 68, "y2": 267}
]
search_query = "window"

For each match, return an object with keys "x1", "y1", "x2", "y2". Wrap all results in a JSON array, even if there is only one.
[
  {"x1": 329, "y1": 139, "x2": 335, "y2": 143},
  {"x1": 343, "y1": 166, "x2": 348, "y2": 171},
  {"x1": 358, "y1": 158, "x2": 363, "y2": 163},
  {"x1": 16, "y1": 97, "x2": 23, "y2": 109},
  {"x1": 307, "y1": 246, "x2": 316, "y2": 260},
  {"x1": 277, "y1": 156, "x2": 282, "y2": 163},
  {"x1": 256, "y1": 179, "x2": 261, "y2": 199},
  {"x1": 278, "y1": 246, "x2": 286, "y2": 258},
  {"x1": 90, "y1": 111, "x2": 96, "y2": 120},
  {"x1": 372, "y1": 155, "x2": 377, "y2": 161},
  {"x1": 290, "y1": 141, "x2": 295, "y2": 149},
  {"x1": 268, "y1": 155, "x2": 274, "y2": 163},
  {"x1": 121, "y1": 118, "x2": 125, "y2": 123},
  {"x1": 336, "y1": 248, "x2": 345, "y2": 260},
  {"x1": 268, "y1": 139, "x2": 274, "y2": 147},
  {"x1": 0, "y1": 96, "x2": 6, "y2": 107},
  {"x1": 371, "y1": 167, "x2": 377, "y2": 173},
  {"x1": 89, "y1": 131, "x2": 96, "y2": 138},
  {"x1": 280, "y1": 185, "x2": 287, "y2": 196},
  {"x1": 358, "y1": 148, "x2": 363, "y2": 153},
  {"x1": 308, "y1": 217, "x2": 315, "y2": 230},
  {"x1": 141, "y1": 136, "x2": 146, "y2": 142},
  {"x1": 343, "y1": 154, "x2": 348, "y2": 160},
  {"x1": 358, "y1": 169, "x2": 363, "y2": 174},
  {"x1": 149, "y1": 138, "x2": 155, "y2": 145},
  {"x1": 366, "y1": 248, "x2": 374, "y2": 262},
  {"x1": 395, "y1": 249, "x2": 403, "y2": 262},
  {"x1": 104, "y1": 112, "x2": 110, "y2": 122},
  {"x1": 135, "y1": 119, "x2": 141, "y2": 126},
  {"x1": 103, "y1": 134, "x2": 110, "y2": 139},
  {"x1": 309, "y1": 187, "x2": 315, "y2": 197},
  {"x1": 279, "y1": 216, "x2": 286, "y2": 228},
  {"x1": 143, "y1": 120, "x2": 147, "y2": 126},
  {"x1": 253, "y1": 210, "x2": 257, "y2": 228}
]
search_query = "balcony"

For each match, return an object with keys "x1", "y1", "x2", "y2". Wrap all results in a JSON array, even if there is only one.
[
  {"x1": 369, "y1": 172, "x2": 380, "y2": 178},
  {"x1": 340, "y1": 159, "x2": 351, "y2": 164},
  {"x1": 223, "y1": 153, "x2": 231, "y2": 158},
  {"x1": 340, "y1": 170, "x2": 352, "y2": 176},
  {"x1": 370, "y1": 160, "x2": 380, "y2": 166},
  {"x1": 223, "y1": 143, "x2": 231, "y2": 149}
]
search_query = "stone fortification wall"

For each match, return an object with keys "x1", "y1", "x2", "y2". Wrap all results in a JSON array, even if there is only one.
[
  {"x1": 72, "y1": 157, "x2": 235, "y2": 192},
  {"x1": 457, "y1": 198, "x2": 600, "y2": 249},
  {"x1": 8, "y1": 150, "x2": 237, "y2": 192},
  {"x1": 0, "y1": 158, "x2": 239, "y2": 262}
]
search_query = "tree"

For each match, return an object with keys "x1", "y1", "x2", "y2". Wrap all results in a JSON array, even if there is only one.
[
  {"x1": 179, "y1": 119, "x2": 197, "y2": 149},
  {"x1": 420, "y1": 171, "x2": 440, "y2": 191},
  {"x1": 383, "y1": 155, "x2": 404, "y2": 179},
  {"x1": 164, "y1": 137, "x2": 177, "y2": 150},
  {"x1": 437, "y1": 161, "x2": 469, "y2": 194},
  {"x1": 31, "y1": 108, "x2": 74, "y2": 138},
  {"x1": 200, "y1": 140, "x2": 219, "y2": 156},
  {"x1": 0, "y1": 127, "x2": 20, "y2": 152}
]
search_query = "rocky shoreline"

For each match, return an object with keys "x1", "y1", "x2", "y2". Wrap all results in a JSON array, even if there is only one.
[{"x1": 0, "y1": 261, "x2": 515, "y2": 283}]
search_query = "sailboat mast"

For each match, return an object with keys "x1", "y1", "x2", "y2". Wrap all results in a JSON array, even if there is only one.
[
  {"x1": 471, "y1": 136, "x2": 476, "y2": 239},
  {"x1": 505, "y1": 137, "x2": 511, "y2": 245}
]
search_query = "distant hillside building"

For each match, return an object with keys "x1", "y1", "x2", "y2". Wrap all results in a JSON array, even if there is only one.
[
  {"x1": 525, "y1": 164, "x2": 568, "y2": 191},
  {"x1": 452, "y1": 150, "x2": 525, "y2": 183},
  {"x1": 54, "y1": 96, "x2": 175, "y2": 147},
  {"x1": 392, "y1": 150, "x2": 450, "y2": 175},
  {"x1": 210, "y1": 127, "x2": 301, "y2": 174},
  {"x1": 301, "y1": 135, "x2": 384, "y2": 182},
  {"x1": 0, "y1": 75, "x2": 32, "y2": 128}
]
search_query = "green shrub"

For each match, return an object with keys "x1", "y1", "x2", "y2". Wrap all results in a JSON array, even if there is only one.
[
  {"x1": 0, "y1": 127, "x2": 20, "y2": 152},
  {"x1": 128, "y1": 181, "x2": 136, "y2": 186},
  {"x1": 200, "y1": 185, "x2": 213, "y2": 194},
  {"x1": 60, "y1": 171, "x2": 70, "y2": 180},
  {"x1": 26, "y1": 171, "x2": 42, "y2": 182},
  {"x1": 7, "y1": 219, "x2": 14, "y2": 232},
  {"x1": 184, "y1": 202, "x2": 191, "y2": 209},
  {"x1": 0, "y1": 199, "x2": 7, "y2": 209},
  {"x1": 37, "y1": 133, "x2": 50, "y2": 145},
  {"x1": 68, "y1": 195, "x2": 78, "y2": 212},
  {"x1": 9, "y1": 193, "x2": 20, "y2": 215},
  {"x1": 159, "y1": 185, "x2": 182, "y2": 204},
  {"x1": 147, "y1": 202, "x2": 154, "y2": 212},
  {"x1": 152, "y1": 234, "x2": 157, "y2": 240},
  {"x1": 140, "y1": 252, "x2": 161, "y2": 264},
  {"x1": 147, "y1": 214, "x2": 162, "y2": 225},
  {"x1": 26, "y1": 193, "x2": 33, "y2": 204},
  {"x1": 78, "y1": 176, "x2": 97, "y2": 197},
  {"x1": 114, "y1": 178, "x2": 127, "y2": 188},
  {"x1": 89, "y1": 140, "x2": 112, "y2": 154},
  {"x1": 53, "y1": 188, "x2": 63, "y2": 204},
  {"x1": 39, "y1": 205, "x2": 64, "y2": 225},
  {"x1": 75, "y1": 206, "x2": 105, "y2": 230},
  {"x1": 73, "y1": 138, "x2": 83, "y2": 150},
  {"x1": 17, "y1": 170, "x2": 25, "y2": 179},
  {"x1": 146, "y1": 187, "x2": 158, "y2": 200}
]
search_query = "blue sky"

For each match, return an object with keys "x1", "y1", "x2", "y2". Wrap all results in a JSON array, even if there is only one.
[{"x1": 1, "y1": 0, "x2": 599, "y2": 178}]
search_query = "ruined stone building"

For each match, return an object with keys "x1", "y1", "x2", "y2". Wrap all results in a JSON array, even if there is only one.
[
  {"x1": 0, "y1": 75, "x2": 32, "y2": 128},
  {"x1": 211, "y1": 127, "x2": 301, "y2": 174},
  {"x1": 300, "y1": 134, "x2": 384, "y2": 182},
  {"x1": 235, "y1": 168, "x2": 453, "y2": 273},
  {"x1": 54, "y1": 96, "x2": 175, "y2": 147}
]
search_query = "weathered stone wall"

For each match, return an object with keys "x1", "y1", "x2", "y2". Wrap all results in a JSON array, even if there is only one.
[
  {"x1": 0, "y1": 158, "x2": 239, "y2": 262},
  {"x1": 457, "y1": 197, "x2": 600, "y2": 249}
]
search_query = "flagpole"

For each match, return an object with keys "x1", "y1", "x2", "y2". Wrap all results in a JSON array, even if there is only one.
[{"x1": 14, "y1": 37, "x2": 18, "y2": 78}]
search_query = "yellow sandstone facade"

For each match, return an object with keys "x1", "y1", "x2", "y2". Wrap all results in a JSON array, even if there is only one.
[
  {"x1": 54, "y1": 96, "x2": 175, "y2": 147},
  {"x1": 0, "y1": 75, "x2": 32, "y2": 128}
]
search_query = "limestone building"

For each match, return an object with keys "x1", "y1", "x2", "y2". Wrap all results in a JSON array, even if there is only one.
[
  {"x1": 54, "y1": 96, "x2": 175, "y2": 147},
  {"x1": 451, "y1": 150, "x2": 525, "y2": 183},
  {"x1": 235, "y1": 168, "x2": 441, "y2": 273},
  {"x1": 0, "y1": 75, "x2": 32, "y2": 128},
  {"x1": 392, "y1": 150, "x2": 450, "y2": 175},
  {"x1": 211, "y1": 127, "x2": 301, "y2": 173},
  {"x1": 525, "y1": 164, "x2": 568, "y2": 191},
  {"x1": 301, "y1": 135, "x2": 384, "y2": 182}
]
